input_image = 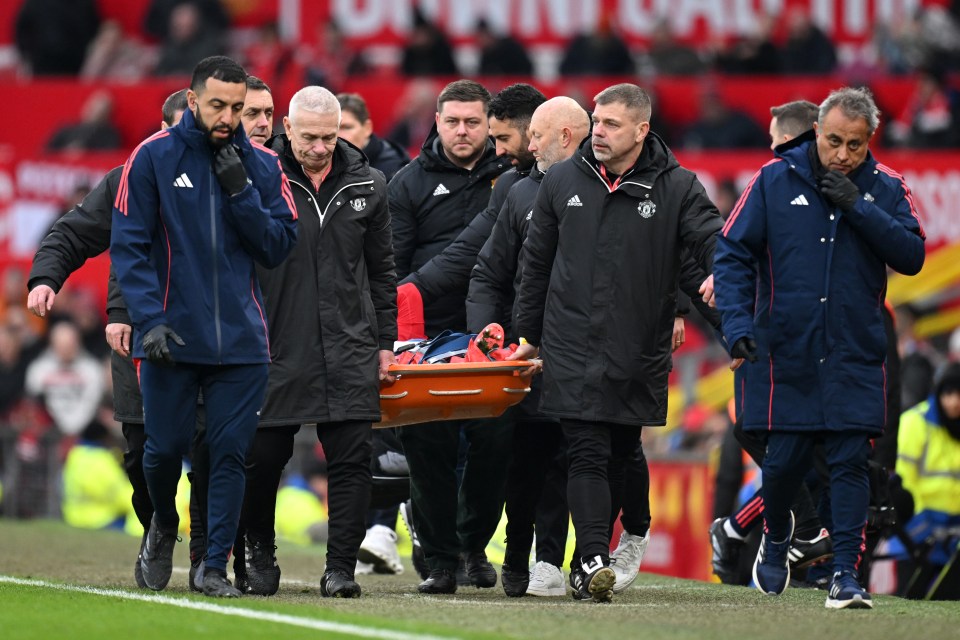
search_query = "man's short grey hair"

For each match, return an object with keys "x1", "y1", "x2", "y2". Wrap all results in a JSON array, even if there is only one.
[
  {"x1": 819, "y1": 87, "x2": 880, "y2": 135},
  {"x1": 289, "y1": 86, "x2": 341, "y2": 124},
  {"x1": 593, "y1": 83, "x2": 652, "y2": 123}
]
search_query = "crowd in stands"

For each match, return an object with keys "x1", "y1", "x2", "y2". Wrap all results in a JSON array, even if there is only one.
[{"x1": 9, "y1": 0, "x2": 960, "y2": 153}]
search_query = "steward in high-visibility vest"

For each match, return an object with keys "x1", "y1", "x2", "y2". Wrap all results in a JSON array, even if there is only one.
[{"x1": 62, "y1": 431, "x2": 132, "y2": 530}]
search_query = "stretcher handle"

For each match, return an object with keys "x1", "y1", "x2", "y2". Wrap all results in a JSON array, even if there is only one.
[
  {"x1": 380, "y1": 391, "x2": 409, "y2": 400},
  {"x1": 503, "y1": 387, "x2": 531, "y2": 394},
  {"x1": 427, "y1": 389, "x2": 482, "y2": 396}
]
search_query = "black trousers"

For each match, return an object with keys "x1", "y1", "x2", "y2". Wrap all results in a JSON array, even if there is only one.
[
  {"x1": 400, "y1": 416, "x2": 512, "y2": 571},
  {"x1": 237, "y1": 421, "x2": 372, "y2": 576},
  {"x1": 121, "y1": 422, "x2": 152, "y2": 530},
  {"x1": 502, "y1": 418, "x2": 566, "y2": 568},
  {"x1": 561, "y1": 419, "x2": 643, "y2": 563}
]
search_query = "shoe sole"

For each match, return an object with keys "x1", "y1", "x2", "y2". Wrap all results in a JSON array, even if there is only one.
[
  {"x1": 527, "y1": 585, "x2": 566, "y2": 597},
  {"x1": 587, "y1": 567, "x2": 616, "y2": 602},
  {"x1": 825, "y1": 595, "x2": 873, "y2": 610},
  {"x1": 791, "y1": 551, "x2": 834, "y2": 570},
  {"x1": 357, "y1": 547, "x2": 401, "y2": 575}
]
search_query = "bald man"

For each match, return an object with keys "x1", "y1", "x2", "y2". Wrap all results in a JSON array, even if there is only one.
[{"x1": 466, "y1": 96, "x2": 591, "y2": 598}]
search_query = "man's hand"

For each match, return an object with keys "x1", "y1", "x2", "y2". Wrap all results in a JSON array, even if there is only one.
[
  {"x1": 729, "y1": 357, "x2": 745, "y2": 371},
  {"x1": 699, "y1": 274, "x2": 715, "y2": 308},
  {"x1": 27, "y1": 285, "x2": 56, "y2": 317},
  {"x1": 214, "y1": 144, "x2": 250, "y2": 196},
  {"x1": 507, "y1": 342, "x2": 541, "y2": 377},
  {"x1": 142, "y1": 324, "x2": 185, "y2": 366},
  {"x1": 105, "y1": 323, "x2": 132, "y2": 357},
  {"x1": 672, "y1": 316, "x2": 685, "y2": 352},
  {"x1": 820, "y1": 170, "x2": 860, "y2": 211},
  {"x1": 730, "y1": 337, "x2": 758, "y2": 363},
  {"x1": 379, "y1": 349, "x2": 397, "y2": 383}
]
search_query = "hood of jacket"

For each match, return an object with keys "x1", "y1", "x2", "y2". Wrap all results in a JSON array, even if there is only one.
[{"x1": 269, "y1": 133, "x2": 372, "y2": 184}]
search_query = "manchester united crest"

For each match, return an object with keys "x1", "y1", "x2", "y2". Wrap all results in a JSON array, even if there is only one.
[
  {"x1": 638, "y1": 200, "x2": 656, "y2": 219},
  {"x1": 350, "y1": 197, "x2": 366, "y2": 211}
]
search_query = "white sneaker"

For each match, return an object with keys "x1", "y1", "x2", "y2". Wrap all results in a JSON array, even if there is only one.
[
  {"x1": 526, "y1": 561, "x2": 565, "y2": 597},
  {"x1": 355, "y1": 560, "x2": 374, "y2": 575},
  {"x1": 357, "y1": 524, "x2": 404, "y2": 575},
  {"x1": 610, "y1": 530, "x2": 650, "y2": 593}
]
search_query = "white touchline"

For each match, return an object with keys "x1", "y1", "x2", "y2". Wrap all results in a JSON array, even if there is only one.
[{"x1": 0, "y1": 576, "x2": 457, "y2": 640}]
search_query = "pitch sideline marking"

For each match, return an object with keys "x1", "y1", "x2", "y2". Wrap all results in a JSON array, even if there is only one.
[{"x1": 0, "y1": 575, "x2": 457, "y2": 640}]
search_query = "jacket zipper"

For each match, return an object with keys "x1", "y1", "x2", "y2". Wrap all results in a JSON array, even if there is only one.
[
  {"x1": 580, "y1": 157, "x2": 649, "y2": 192},
  {"x1": 209, "y1": 169, "x2": 222, "y2": 361},
  {"x1": 289, "y1": 178, "x2": 374, "y2": 225}
]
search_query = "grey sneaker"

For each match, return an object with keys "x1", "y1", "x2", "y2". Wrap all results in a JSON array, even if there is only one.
[
  {"x1": 140, "y1": 516, "x2": 178, "y2": 591},
  {"x1": 134, "y1": 532, "x2": 148, "y2": 589},
  {"x1": 610, "y1": 530, "x2": 650, "y2": 593}
]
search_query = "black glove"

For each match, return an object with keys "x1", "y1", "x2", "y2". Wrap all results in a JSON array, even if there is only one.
[
  {"x1": 820, "y1": 169, "x2": 860, "y2": 211},
  {"x1": 142, "y1": 324, "x2": 185, "y2": 366},
  {"x1": 730, "y1": 337, "x2": 758, "y2": 363},
  {"x1": 214, "y1": 144, "x2": 250, "y2": 196}
]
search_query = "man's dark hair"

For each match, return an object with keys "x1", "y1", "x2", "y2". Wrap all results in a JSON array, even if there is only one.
[
  {"x1": 487, "y1": 83, "x2": 547, "y2": 133},
  {"x1": 246, "y1": 75, "x2": 271, "y2": 94},
  {"x1": 770, "y1": 100, "x2": 818, "y2": 138},
  {"x1": 594, "y1": 83, "x2": 652, "y2": 123},
  {"x1": 337, "y1": 93, "x2": 370, "y2": 123},
  {"x1": 162, "y1": 89, "x2": 189, "y2": 126},
  {"x1": 437, "y1": 79, "x2": 492, "y2": 113},
  {"x1": 190, "y1": 56, "x2": 247, "y2": 94}
]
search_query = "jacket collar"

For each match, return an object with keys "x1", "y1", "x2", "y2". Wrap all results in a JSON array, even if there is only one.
[
  {"x1": 418, "y1": 123, "x2": 501, "y2": 174},
  {"x1": 576, "y1": 129, "x2": 678, "y2": 188},
  {"x1": 778, "y1": 138, "x2": 877, "y2": 187},
  {"x1": 173, "y1": 107, "x2": 253, "y2": 155},
  {"x1": 271, "y1": 134, "x2": 371, "y2": 185}
]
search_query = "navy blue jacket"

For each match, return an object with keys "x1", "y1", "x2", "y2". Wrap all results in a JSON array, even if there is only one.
[
  {"x1": 714, "y1": 140, "x2": 925, "y2": 433},
  {"x1": 110, "y1": 108, "x2": 298, "y2": 364}
]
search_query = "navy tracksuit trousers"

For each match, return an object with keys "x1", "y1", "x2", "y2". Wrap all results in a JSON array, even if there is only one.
[
  {"x1": 140, "y1": 361, "x2": 267, "y2": 573},
  {"x1": 762, "y1": 431, "x2": 871, "y2": 573}
]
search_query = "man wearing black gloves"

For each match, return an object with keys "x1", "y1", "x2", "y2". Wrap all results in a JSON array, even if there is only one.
[
  {"x1": 235, "y1": 85, "x2": 397, "y2": 599},
  {"x1": 110, "y1": 56, "x2": 298, "y2": 598},
  {"x1": 511, "y1": 83, "x2": 721, "y2": 602},
  {"x1": 27, "y1": 89, "x2": 188, "y2": 588},
  {"x1": 713, "y1": 87, "x2": 925, "y2": 609}
]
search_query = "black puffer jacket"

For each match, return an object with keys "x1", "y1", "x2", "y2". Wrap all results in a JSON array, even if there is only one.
[
  {"x1": 364, "y1": 133, "x2": 410, "y2": 182},
  {"x1": 257, "y1": 136, "x2": 396, "y2": 425},
  {"x1": 389, "y1": 125, "x2": 508, "y2": 335},
  {"x1": 517, "y1": 133, "x2": 722, "y2": 426}
]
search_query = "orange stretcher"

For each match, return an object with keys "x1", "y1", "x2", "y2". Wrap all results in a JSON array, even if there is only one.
[{"x1": 377, "y1": 361, "x2": 533, "y2": 428}]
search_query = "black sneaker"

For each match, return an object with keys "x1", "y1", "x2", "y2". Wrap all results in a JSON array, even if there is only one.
[
  {"x1": 140, "y1": 516, "x2": 179, "y2": 591},
  {"x1": 501, "y1": 563, "x2": 529, "y2": 597},
  {"x1": 245, "y1": 536, "x2": 281, "y2": 596},
  {"x1": 202, "y1": 568, "x2": 242, "y2": 598},
  {"x1": 399, "y1": 500, "x2": 429, "y2": 580},
  {"x1": 825, "y1": 570, "x2": 873, "y2": 609},
  {"x1": 134, "y1": 532, "x2": 148, "y2": 589},
  {"x1": 463, "y1": 551, "x2": 497, "y2": 588},
  {"x1": 417, "y1": 568, "x2": 457, "y2": 594},
  {"x1": 188, "y1": 556, "x2": 205, "y2": 593},
  {"x1": 789, "y1": 528, "x2": 833, "y2": 570},
  {"x1": 710, "y1": 517, "x2": 745, "y2": 584},
  {"x1": 321, "y1": 569, "x2": 361, "y2": 598},
  {"x1": 569, "y1": 568, "x2": 590, "y2": 600},
  {"x1": 752, "y1": 512, "x2": 794, "y2": 596},
  {"x1": 580, "y1": 555, "x2": 615, "y2": 603}
]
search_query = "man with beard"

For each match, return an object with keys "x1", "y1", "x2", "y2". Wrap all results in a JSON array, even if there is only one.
[
  {"x1": 110, "y1": 55, "x2": 298, "y2": 598},
  {"x1": 511, "y1": 83, "x2": 721, "y2": 602}
]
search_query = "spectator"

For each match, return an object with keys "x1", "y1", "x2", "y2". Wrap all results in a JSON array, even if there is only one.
[
  {"x1": 476, "y1": 19, "x2": 533, "y2": 76},
  {"x1": 80, "y1": 20, "x2": 151, "y2": 81},
  {"x1": 297, "y1": 20, "x2": 369, "y2": 92},
  {"x1": 25, "y1": 321, "x2": 104, "y2": 437},
  {"x1": 558, "y1": 15, "x2": 634, "y2": 76},
  {"x1": 61, "y1": 417, "x2": 131, "y2": 530},
  {"x1": 152, "y1": 3, "x2": 225, "y2": 77},
  {"x1": 336, "y1": 92, "x2": 410, "y2": 181},
  {"x1": 712, "y1": 15, "x2": 781, "y2": 75},
  {"x1": 15, "y1": 0, "x2": 100, "y2": 76},
  {"x1": 45, "y1": 90, "x2": 122, "y2": 153},
  {"x1": 144, "y1": 0, "x2": 229, "y2": 42},
  {"x1": 0, "y1": 324, "x2": 30, "y2": 419},
  {"x1": 712, "y1": 178, "x2": 741, "y2": 220},
  {"x1": 401, "y1": 10, "x2": 459, "y2": 76},
  {"x1": 682, "y1": 88, "x2": 767, "y2": 149},
  {"x1": 242, "y1": 22, "x2": 293, "y2": 86},
  {"x1": 889, "y1": 65, "x2": 960, "y2": 148},
  {"x1": 386, "y1": 79, "x2": 441, "y2": 151},
  {"x1": 780, "y1": 9, "x2": 836, "y2": 74},
  {"x1": 646, "y1": 19, "x2": 705, "y2": 76}
]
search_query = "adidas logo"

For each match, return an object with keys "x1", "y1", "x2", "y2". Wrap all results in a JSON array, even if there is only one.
[
  {"x1": 790, "y1": 194, "x2": 809, "y2": 206},
  {"x1": 173, "y1": 173, "x2": 194, "y2": 188},
  {"x1": 525, "y1": 210, "x2": 533, "y2": 220},
  {"x1": 432, "y1": 183, "x2": 450, "y2": 196},
  {"x1": 581, "y1": 555, "x2": 603, "y2": 573},
  {"x1": 567, "y1": 194, "x2": 583, "y2": 207}
]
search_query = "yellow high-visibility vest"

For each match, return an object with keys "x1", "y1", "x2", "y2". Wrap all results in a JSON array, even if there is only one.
[{"x1": 897, "y1": 400, "x2": 960, "y2": 515}]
